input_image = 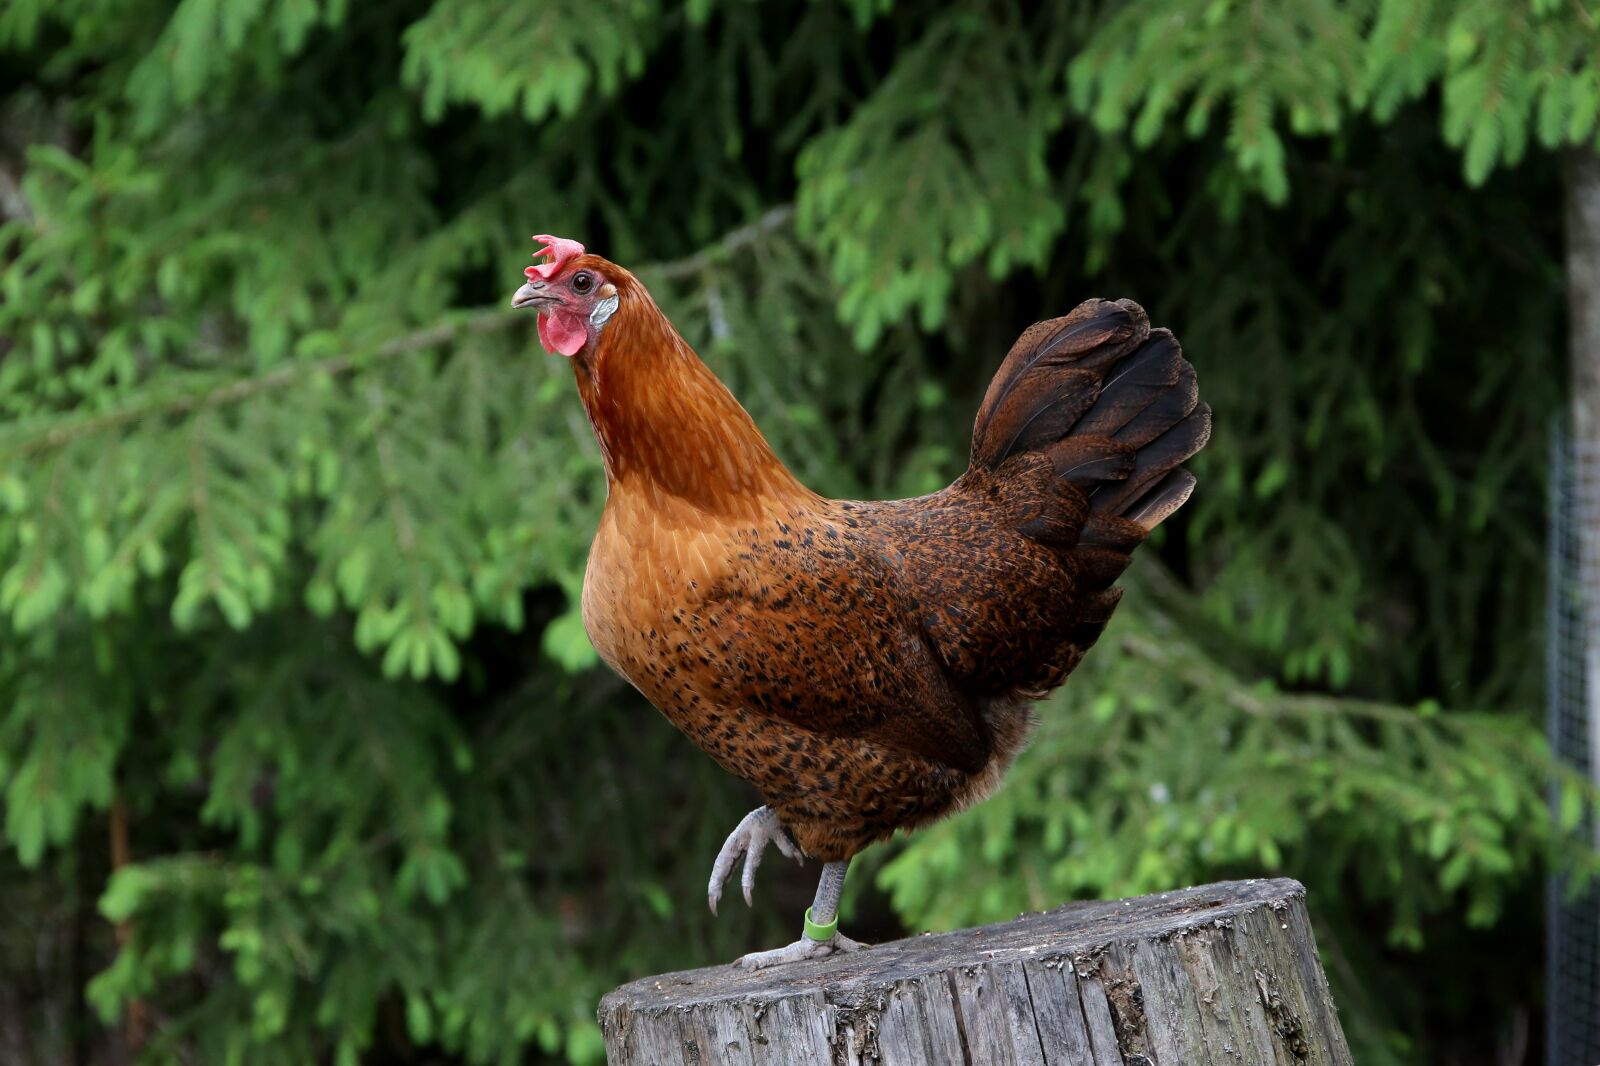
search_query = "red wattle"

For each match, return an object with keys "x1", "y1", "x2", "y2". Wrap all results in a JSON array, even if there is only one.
[{"x1": 538, "y1": 310, "x2": 588, "y2": 356}]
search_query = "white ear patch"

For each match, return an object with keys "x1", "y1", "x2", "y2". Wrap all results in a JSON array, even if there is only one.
[{"x1": 590, "y1": 291, "x2": 620, "y2": 329}]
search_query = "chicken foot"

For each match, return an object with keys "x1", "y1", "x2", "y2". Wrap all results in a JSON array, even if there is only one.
[
  {"x1": 707, "y1": 806, "x2": 802, "y2": 915},
  {"x1": 733, "y1": 859, "x2": 864, "y2": 969}
]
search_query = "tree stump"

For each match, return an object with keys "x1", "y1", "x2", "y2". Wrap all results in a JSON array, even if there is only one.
[{"x1": 598, "y1": 878, "x2": 1351, "y2": 1066}]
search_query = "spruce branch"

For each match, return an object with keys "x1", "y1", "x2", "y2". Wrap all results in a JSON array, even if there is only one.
[
  {"x1": 3, "y1": 207, "x2": 799, "y2": 461},
  {"x1": 643, "y1": 205, "x2": 795, "y2": 281},
  {"x1": 1119, "y1": 629, "x2": 1437, "y2": 727}
]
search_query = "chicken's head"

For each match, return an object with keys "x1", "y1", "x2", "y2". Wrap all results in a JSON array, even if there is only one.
[{"x1": 510, "y1": 235, "x2": 621, "y2": 357}]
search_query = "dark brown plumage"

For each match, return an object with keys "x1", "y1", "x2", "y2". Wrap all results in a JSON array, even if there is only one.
[{"x1": 511, "y1": 237, "x2": 1210, "y2": 965}]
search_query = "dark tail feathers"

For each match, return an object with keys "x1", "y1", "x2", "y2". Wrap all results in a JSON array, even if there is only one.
[{"x1": 970, "y1": 298, "x2": 1211, "y2": 540}]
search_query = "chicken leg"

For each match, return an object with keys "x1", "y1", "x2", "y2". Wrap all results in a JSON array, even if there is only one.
[{"x1": 733, "y1": 859, "x2": 863, "y2": 970}]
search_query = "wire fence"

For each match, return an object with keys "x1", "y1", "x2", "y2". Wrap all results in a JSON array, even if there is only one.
[{"x1": 1547, "y1": 426, "x2": 1600, "y2": 1066}]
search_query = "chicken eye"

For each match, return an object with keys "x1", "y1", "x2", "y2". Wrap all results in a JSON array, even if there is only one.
[{"x1": 572, "y1": 271, "x2": 594, "y2": 294}]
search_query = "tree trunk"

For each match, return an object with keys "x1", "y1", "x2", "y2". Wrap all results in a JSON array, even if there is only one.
[
  {"x1": 1566, "y1": 148, "x2": 1600, "y2": 813},
  {"x1": 598, "y1": 878, "x2": 1351, "y2": 1065},
  {"x1": 1551, "y1": 145, "x2": 1600, "y2": 1066}
]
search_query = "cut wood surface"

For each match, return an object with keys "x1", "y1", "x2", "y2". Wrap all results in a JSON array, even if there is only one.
[{"x1": 599, "y1": 878, "x2": 1351, "y2": 1066}]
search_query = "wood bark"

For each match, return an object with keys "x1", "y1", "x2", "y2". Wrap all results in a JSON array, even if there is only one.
[
  {"x1": 599, "y1": 878, "x2": 1352, "y2": 1066},
  {"x1": 1566, "y1": 148, "x2": 1600, "y2": 809}
]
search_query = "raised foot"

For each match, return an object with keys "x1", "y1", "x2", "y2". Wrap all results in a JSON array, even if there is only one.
[
  {"x1": 707, "y1": 806, "x2": 802, "y2": 915},
  {"x1": 734, "y1": 932, "x2": 865, "y2": 970}
]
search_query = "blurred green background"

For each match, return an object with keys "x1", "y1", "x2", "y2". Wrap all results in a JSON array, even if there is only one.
[{"x1": 3, "y1": 1, "x2": 1600, "y2": 1063}]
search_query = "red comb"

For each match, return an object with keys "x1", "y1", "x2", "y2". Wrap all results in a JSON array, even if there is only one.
[{"x1": 525, "y1": 234, "x2": 586, "y2": 281}]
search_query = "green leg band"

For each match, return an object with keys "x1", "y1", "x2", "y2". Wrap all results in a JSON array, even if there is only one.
[{"x1": 803, "y1": 907, "x2": 838, "y2": 942}]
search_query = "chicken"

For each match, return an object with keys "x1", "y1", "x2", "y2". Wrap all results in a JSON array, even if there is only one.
[{"x1": 510, "y1": 234, "x2": 1210, "y2": 968}]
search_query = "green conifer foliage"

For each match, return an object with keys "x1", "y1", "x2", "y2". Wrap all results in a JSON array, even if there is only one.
[{"x1": 1, "y1": 1, "x2": 1597, "y2": 1062}]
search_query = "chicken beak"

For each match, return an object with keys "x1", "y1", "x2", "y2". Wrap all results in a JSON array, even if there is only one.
[{"x1": 511, "y1": 281, "x2": 552, "y2": 310}]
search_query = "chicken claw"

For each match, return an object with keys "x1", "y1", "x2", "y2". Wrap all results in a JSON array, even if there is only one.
[
  {"x1": 707, "y1": 806, "x2": 802, "y2": 915},
  {"x1": 734, "y1": 932, "x2": 864, "y2": 970}
]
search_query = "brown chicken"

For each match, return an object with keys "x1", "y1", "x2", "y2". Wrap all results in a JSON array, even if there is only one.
[{"x1": 511, "y1": 235, "x2": 1210, "y2": 968}]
